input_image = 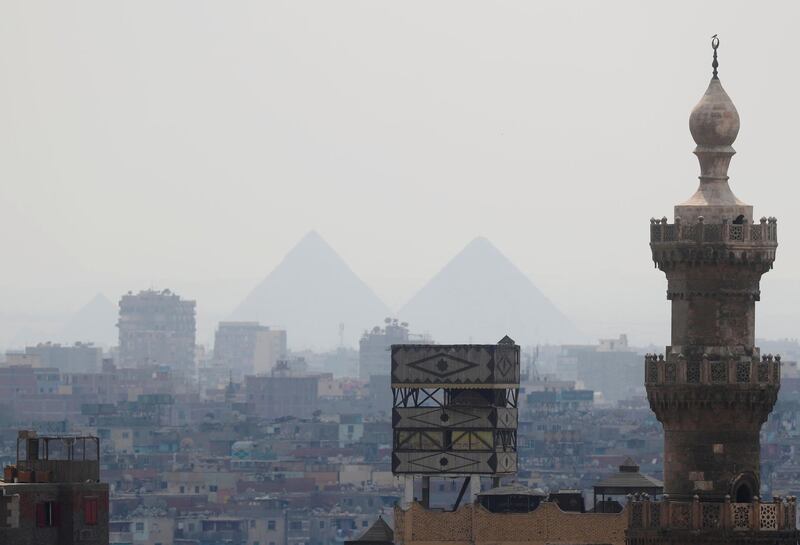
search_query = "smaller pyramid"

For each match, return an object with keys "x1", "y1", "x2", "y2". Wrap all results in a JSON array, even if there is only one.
[
  {"x1": 231, "y1": 231, "x2": 390, "y2": 350},
  {"x1": 60, "y1": 293, "x2": 118, "y2": 347},
  {"x1": 399, "y1": 237, "x2": 582, "y2": 345}
]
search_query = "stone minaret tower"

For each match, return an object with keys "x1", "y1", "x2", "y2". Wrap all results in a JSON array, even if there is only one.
[{"x1": 646, "y1": 37, "x2": 780, "y2": 502}]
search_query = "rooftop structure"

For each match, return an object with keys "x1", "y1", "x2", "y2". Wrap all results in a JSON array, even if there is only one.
[
  {"x1": 593, "y1": 458, "x2": 662, "y2": 513},
  {"x1": 0, "y1": 431, "x2": 108, "y2": 545}
]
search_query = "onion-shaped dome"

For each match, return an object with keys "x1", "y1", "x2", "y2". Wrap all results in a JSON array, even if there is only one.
[{"x1": 689, "y1": 78, "x2": 739, "y2": 148}]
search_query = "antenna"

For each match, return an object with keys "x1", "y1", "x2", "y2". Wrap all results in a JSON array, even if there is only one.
[{"x1": 338, "y1": 322, "x2": 345, "y2": 348}]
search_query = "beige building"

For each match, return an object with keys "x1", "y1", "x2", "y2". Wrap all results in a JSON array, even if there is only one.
[{"x1": 214, "y1": 321, "x2": 287, "y2": 375}]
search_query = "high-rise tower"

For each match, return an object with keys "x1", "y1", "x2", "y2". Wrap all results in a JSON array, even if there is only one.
[{"x1": 627, "y1": 38, "x2": 796, "y2": 545}]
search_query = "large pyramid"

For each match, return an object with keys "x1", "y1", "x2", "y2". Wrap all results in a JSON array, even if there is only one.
[
  {"x1": 399, "y1": 237, "x2": 582, "y2": 345},
  {"x1": 60, "y1": 293, "x2": 118, "y2": 347},
  {"x1": 231, "y1": 231, "x2": 390, "y2": 350}
]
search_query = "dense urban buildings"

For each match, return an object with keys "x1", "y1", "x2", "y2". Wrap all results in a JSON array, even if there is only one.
[
  {"x1": 117, "y1": 289, "x2": 196, "y2": 372},
  {"x1": 245, "y1": 368, "x2": 320, "y2": 420}
]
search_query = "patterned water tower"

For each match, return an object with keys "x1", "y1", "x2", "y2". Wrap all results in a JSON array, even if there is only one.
[{"x1": 391, "y1": 336, "x2": 519, "y2": 508}]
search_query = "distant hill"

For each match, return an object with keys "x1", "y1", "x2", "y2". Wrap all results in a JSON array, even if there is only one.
[
  {"x1": 60, "y1": 293, "x2": 118, "y2": 347},
  {"x1": 231, "y1": 231, "x2": 390, "y2": 350},
  {"x1": 399, "y1": 237, "x2": 582, "y2": 346}
]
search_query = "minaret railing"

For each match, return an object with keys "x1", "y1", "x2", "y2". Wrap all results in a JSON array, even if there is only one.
[
  {"x1": 644, "y1": 354, "x2": 781, "y2": 387},
  {"x1": 649, "y1": 217, "x2": 778, "y2": 244},
  {"x1": 628, "y1": 495, "x2": 797, "y2": 532}
]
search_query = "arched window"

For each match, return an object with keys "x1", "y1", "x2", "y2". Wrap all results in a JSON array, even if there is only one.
[{"x1": 735, "y1": 482, "x2": 752, "y2": 502}]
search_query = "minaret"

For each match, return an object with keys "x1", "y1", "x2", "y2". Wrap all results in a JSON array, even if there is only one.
[{"x1": 646, "y1": 37, "x2": 780, "y2": 502}]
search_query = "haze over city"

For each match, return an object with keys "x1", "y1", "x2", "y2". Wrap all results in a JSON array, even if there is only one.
[
  {"x1": 4, "y1": 2, "x2": 800, "y2": 545},
  {"x1": 2, "y1": 1, "x2": 800, "y2": 350}
]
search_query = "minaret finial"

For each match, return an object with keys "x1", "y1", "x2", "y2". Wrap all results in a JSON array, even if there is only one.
[{"x1": 711, "y1": 35, "x2": 719, "y2": 79}]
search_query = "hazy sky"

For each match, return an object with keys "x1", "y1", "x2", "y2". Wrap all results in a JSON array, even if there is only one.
[{"x1": 1, "y1": 1, "x2": 799, "y2": 348}]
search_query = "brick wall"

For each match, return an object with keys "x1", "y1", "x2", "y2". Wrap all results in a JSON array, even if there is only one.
[{"x1": 396, "y1": 501, "x2": 628, "y2": 545}]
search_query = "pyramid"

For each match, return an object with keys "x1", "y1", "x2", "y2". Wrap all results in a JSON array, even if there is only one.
[
  {"x1": 60, "y1": 293, "x2": 118, "y2": 347},
  {"x1": 231, "y1": 231, "x2": 390, "y2": 350},
  {"x1": 399, "y1": 237, "x2": 582, "y2": 345}
]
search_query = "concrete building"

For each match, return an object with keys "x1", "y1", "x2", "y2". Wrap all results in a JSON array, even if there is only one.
[
  {"x1": 0, "y1": 431, "x2": 109, "y2": 545},
  {"x1": 213, "y1": 321, "x2": 287, "y2": 376},
  {"x1": 557, "y1": 335, "x2": 642, "y2": 403},
  {"x1": 117, "y1": 289, "x2": 196, "y2": 372},
  {"x1": 627, "y1": 38, "x2": 796, "y2": 545},
  {"x1": 360, "y1": 318, "x2": 424, "y2": 380},
  {"x1": 24, "y1": 342, "x2": 102, "y2": 374}
]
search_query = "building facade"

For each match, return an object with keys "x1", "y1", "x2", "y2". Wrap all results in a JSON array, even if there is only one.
[
  {"x1": 245, "y1": 373, "x2": 320, "y2": 420},
  {"x1": 213, "y1": 321, "x2": 287, "y2": 376},
  {"x1": 117, "y1": 289, "x2": 196, "y2": 372}
]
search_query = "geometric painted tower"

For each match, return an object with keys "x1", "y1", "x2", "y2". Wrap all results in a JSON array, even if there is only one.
[
  {"x1": 645, "y1": 37, "x2": 780, "y2": 503},
  {"x1": 391, "y1": 336, "x2": 519, "y2": 508}
]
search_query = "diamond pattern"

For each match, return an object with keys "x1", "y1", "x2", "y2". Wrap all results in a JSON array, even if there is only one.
[{"x1": 405, "y1": 353, "x2": 480, "y2": 379}]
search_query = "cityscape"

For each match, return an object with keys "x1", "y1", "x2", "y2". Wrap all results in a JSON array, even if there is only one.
[{"x1": 2, "y1": 3, "x2": 799, "y2": 545}]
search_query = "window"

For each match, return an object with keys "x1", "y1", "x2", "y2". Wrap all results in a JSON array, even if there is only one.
[
  {"x1": 319, "y1": 521, "x2": 325, "y2": 528},
  {"x1": 250, "y1": 520, "x2": 255, "y2": 528},
  {"x1": 267, "y1": 520, "x2": 276, "y2": 530},
  {"x1": 136, "y1": 522, "x2": 144, "y2": 532},
  {"x1": 84, "y1": 497, "x2": 99, "y2": 526},
  {"x1": 290, "y1": 521, "x2": 302, "y2": 530},
  {"x1": 194, "y1": 486, "x2": 200, "y2": 493},
  {"x1": 209, "y1": 485, "x2": 218, "y2": 492},
  {"x1": 180, "y1": 486, "x2": 185, "y2": 493},
  {"x1": 36, "y1": 502, "x2": 59, "y2": 527},
  {"x1": 362, "y1": 520, "x2": 368, "y2": 527}
]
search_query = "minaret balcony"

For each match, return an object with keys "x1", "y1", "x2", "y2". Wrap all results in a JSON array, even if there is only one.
[
  {"x1": 650, "y1": 217, "x2": 777, "y2": 245},
  {"x1": 644, "y1": 353, "x2": 780, "y2": 387},
  {"x1": 649, "y1": 217, "x2": 777, "y2": 270}
]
